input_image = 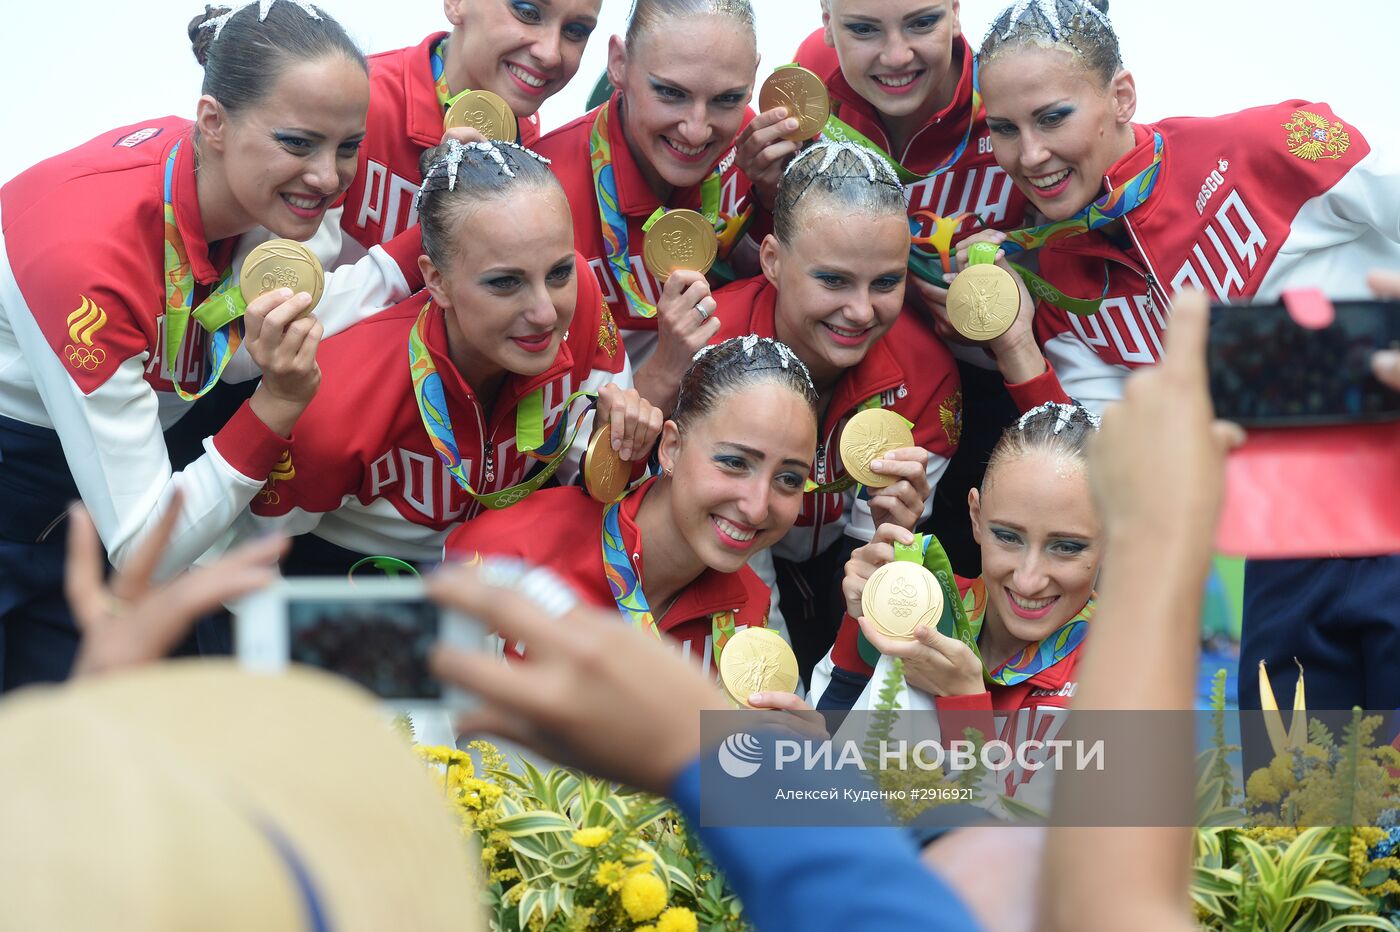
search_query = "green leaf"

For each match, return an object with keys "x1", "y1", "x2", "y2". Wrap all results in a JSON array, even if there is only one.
[
  {"x1": 1311, "y1": 916, "x2": 1400, "y2": 932},
  {"x1": 1283, "y1": 880, "x2": 1376, "y2": 909},
  {"x1": 1361, "y1": 866, "x2": 1392, "y2": 888},
  {"x1": 495, "y1": 810, "x2": 575, "y2": 836}
]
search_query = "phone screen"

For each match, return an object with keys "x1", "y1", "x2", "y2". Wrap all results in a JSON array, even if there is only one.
[
  {"x1": 287, "y1": 598, "x2": 441, "y2": 700},
  {"x1": 1208, "y1": 301, "x2": 1400, "y2": 426}
]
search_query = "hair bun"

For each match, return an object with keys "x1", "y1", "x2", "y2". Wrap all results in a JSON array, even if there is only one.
[{"x1": 187, "y1": 5, "x2": 232, "y2": 66}]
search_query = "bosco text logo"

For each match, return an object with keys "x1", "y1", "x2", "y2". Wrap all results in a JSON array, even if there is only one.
[
  {"x1": 717, "y1": 733, "x2": 764, "y2": 779},
  {"x1": 65, "y1": 296, "x2": 109, "y2": 371}
]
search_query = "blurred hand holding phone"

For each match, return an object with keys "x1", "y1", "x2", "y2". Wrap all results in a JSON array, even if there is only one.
[
  {"x1": 234, "y1": 578, "x2": 483, "y2": 716},
  {"x1": 1209, "y1": 290, "x2": 1400, "y2": 557}
]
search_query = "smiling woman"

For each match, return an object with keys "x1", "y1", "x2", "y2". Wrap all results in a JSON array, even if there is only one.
[
  {"x1": 0, "y1": 0, "x2": 412, "y2": 691},
  {"x1": 532, "y1": 0, "x2": 764, "y2": 410},
  {"x1": 445, "y1": 335, "x2": 819, "y2": 673}
]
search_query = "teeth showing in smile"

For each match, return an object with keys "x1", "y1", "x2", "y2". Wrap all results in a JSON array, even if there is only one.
[
  {"x1": 1029, "y1": 169, "x2": 1071, "y2": 190},
  {"x1": 285, "y1": 194, "x2": 323, "y2": 210},
  {"x1": 714, "y1": 516, "x2": 756, "y2": 542},
  {"x1": 874, "y1": 72, "x2": 918, "y2": 88},
  {"x1": 665, "y1": 137, "x2": 707, "y2": 157},
  {"x1": 1009, "y1": 591, "x2": 1056, "y2": 611},
  {"x1": 506, "y1": 63, "x2": 546, "y2": 88},
  {"x1": 823, "y1": 322, "x2": 867, "y2": 339}
]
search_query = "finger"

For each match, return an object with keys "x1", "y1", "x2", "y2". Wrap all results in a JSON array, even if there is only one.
[
  {"x1": 63, "y1": 504, "x2": 109, "y2": 627},
  {"x1": 1366, "y1": 269, "x2": 1400, "y2": 301},
  {"x1": 699, "y1": 315, "x2": 722, "y2": 343},
  {"x1": 429, "y1": 643, "x2": 565, "y2": 724},
  {"x1": 749, "y1": 105, "x2": 791, "y2": 132},
  {"x1": 240, "y1": 288, "x2": 291, "y2": 343},
  {"x1": 427, "y1": 565, "x2": 580, "y2": 654},
  {"x1": 111, "y1": 489, "x2": 186, "y2": 602},
  {"x1": 451, "y1": 705, "x2": 539, "y2": 749},
  {"x1": 747, "y1": 690, "x2": 815, "y2": 713},
  {"x1": 1212, "y1": 419, "x2": 1247, "y2": 451},
  {"x1": 442, "y1": 127, "x2": 488, "y2": 146},
  {"x1": 1372, "y1": 349, "x2": 1400, "y2": 391},
  {"x1": 874, "y1": 523, "x2": 915, "y2": 547},
  {"x1": 1160, "y1": 289, "x2": 1210, "y2": 383},
  {"x1": 292, "y1": 319, "x2": 323, "y2": 370},
  {"x1": 610, "y1": 395, "x2": 629, "y2": 456},
  {"x1": 263, "y1": 292, "x2": 315, "y2": 333},
  {"x1": 855, "y1": 614, "x2": 915, "y2": 658},
  {"x1": 867, "y1": 457, "x2": 925, "y2": 482}
]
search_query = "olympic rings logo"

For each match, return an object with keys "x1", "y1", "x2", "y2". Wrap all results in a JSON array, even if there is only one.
[{"x1": 65, "y1": 344, "x2": 108, "y2": 371}]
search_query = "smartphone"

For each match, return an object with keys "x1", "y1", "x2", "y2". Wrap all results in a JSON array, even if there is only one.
[
  {"x1": 234, "y1": 578, "x2": 481, "y2": 713},
  {"x1": 1208, "y1": 299, "x2": 1400, "y2": 427}
]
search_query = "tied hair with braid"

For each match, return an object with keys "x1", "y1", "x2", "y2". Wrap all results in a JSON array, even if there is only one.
[
  {"x1": 984, "y1": 401, "x2": 1101, "y2": 487},
  {"x1": 415, "y1": 139, "x2": 559, "y2": 267},
  {"x1": 624, "y1": 0, "x2": 756, "y2": 52},
  {"x1": 979, "y1": 0, "x2": 1122, "y2": 85},
  {"x1": 673, "y1": 337, "x2": 818, "y2": 432},
  {"x1": 773, "y1": 140, "x2": 905, "y2": 245}
]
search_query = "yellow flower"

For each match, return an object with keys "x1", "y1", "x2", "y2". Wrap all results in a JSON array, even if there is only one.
[
  {"x1": 572, "y1": 826, "x2": 612, "y2": 848},
  {"x1": 620, "y1": 872, "x2": 667, "y2": 921},
  {"x1": 654, "y1": 906, "x2": 698, "y2": 932},
  {"x1": 634, "y1": 927, "x2": 656, "y2": 932},
  {"x1": 594, "y1": 860, "x2": 627, "y2": 892}
]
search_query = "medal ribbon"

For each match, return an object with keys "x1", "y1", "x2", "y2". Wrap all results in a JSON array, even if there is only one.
[
  {"x1": 408, "y1": 302, "x2": 594, "y2": 509},
  {"x1": 588, "y1": 100, "x2": 749, "y2": 319},
  {"x1": 803, "y1": 393, "x2": 909, "y2": 494},
  {"x1": 162, "y1": 141, "x2": 246, "y2": 401},
  {"x1": 601, "y1": 498, "x2": 738, "y2": 663},
  {"x1": 815, "y1": 56, "x2": 982, "y2": 187}
]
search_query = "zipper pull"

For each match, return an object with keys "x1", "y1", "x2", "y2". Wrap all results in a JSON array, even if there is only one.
[{"x1": 484, "y1": 441, "x2": 495, "y2": 483}]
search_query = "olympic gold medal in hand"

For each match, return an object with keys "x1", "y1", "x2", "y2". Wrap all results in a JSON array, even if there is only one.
[
  {"x1": 239, "y1": 239, "x2": 324, "y2": 313},
  {"x1": 861, "y1": 561, "x2": 944, "y2": 639},
  {"x1": 947, "y1": 241, "x2": 1019, "y2": 342},
  {"x1": 443, "y1": 90, "x2": 518, "y2": 141},
  {"x1": 719, "y1": 627, "x2": 800, "y2": 707},
  {"x1": 838, "y1": 408, "x2": 915, "y2": 489},
  {"x1": 583, "y1": 423, "x2": 629, "y2": 504},
  {"x1": 642, "y1": 209, "x2": 718, "y2": 282},
  {"x1": 758, "y1": 66, "x2": 830, "y2": 142}
]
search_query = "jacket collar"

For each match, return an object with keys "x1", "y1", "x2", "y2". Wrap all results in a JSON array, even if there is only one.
[
  {"x1": 617, "y1": 477, "x2": 754, "y2": 630},
  {"x1": 171, "y1": 127, "x2": 233, "y2": 285},
  {"x1": 422, "y1": 299, "x2": 577, "y2": 427},
  {"x1": 403, "y1": 32, "x2": 453, "y2": 149}
]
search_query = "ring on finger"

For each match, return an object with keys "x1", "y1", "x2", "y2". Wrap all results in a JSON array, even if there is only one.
[{"x1": 694, "y1": 299, "x2": 714, "y2": 322}]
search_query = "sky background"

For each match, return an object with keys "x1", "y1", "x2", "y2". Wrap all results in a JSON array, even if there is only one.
[{"x1": 1, "y1": 0, "x2": 1394, "y2": 183}]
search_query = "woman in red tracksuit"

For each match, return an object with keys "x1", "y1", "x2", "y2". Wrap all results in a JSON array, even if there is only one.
[
  {"x1": 236, "y1": 141, "x2": 658, "y2": 568},
  {"x1": 338, "y1": 0, "x2": 603, "y2": 254},
  {"x1": 445, "y1": 336, "x2": 820, "y2": 673},
  {"x1": 812, "y1": 401, "x2": 1103, "y2": 804},
  {"x1": 0, "y1": 2, "x2": 421, "y2": 689},
  {"x1": 532, "y1": 0, "x2": 766, "y2": 408},
  {"x1": 963, "y1": 0, "x2": 1400, "y2": 719}
]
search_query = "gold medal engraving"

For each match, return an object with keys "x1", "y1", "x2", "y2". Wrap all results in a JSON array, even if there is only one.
[
  {"x1": 758, "y1": 67, "x2": 831, "y2": 142},
  {"x1": 583, "y1": 424, "x2": 629, "y2": 504},
  {"x1": 838, "y1": 408, "x2": 914, "y2": 489},
  {"x1": 861, "y1": 561, "x2": 944, "y2": 639},
  {"x1": 719, "y1": 627, "x2": 800, "y2": 706},
  {"x1": 946, "y1": 264, "x2": 1019, "y2": 342},
  {"x1": 642, "y1": 209, "x2": 718, "y2": 282},
  {"x1": 443, "y1": 90, "x2": 519, "y2": 142},
  {"x1": 239, "y1": 239, "x2": 324, "y2": 313}
]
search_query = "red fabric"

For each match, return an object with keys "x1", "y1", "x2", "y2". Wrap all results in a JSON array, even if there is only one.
[
  {"x1": 340, "y1": 33, "x2": 543, "y2": 250},
  {"x1": 1, "y1": 117, "x2": 236, "y2": 395},
  {"x1": 710, "y1": 275, "x2": 961, "y2": 559},
  {"x1": 532, "y1": 92, "x2": 755, "y2": 333},
  {"x1": 445, "y1": 479, "x2": 772, "y2": 670},
  {"x1": 1034, "y1": 103, "x2": 1369, "y2": 370},
  {"x1": 793, "y1": 30, "x2": 1031, "y2": 235},
  {"x1": 1004, "y1": 358, "x2": 1072, "y2": 412},
  {"x1": 249, "y1": 253, "x2": 619, "y2": 531}
]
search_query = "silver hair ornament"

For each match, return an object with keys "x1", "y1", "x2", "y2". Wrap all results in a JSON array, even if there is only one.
[
  {"x1": 202, "y1": 0, "x2": 323, "y2": 41},
  {"x1": 786, "y1": 140, "x2": 901, "y2": 191},
  {"x1": 1015, "y1": 401, "x2": 1100, "y2": 432},
  {"x1": 987, "y1": 0, "x2": 1113, "y2": 46}
]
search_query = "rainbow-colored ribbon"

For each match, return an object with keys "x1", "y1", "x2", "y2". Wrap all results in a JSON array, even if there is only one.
[
  {"x1": 587, "y1": 100, "x2": 746, "y2": 320},
  {"x1": 161, "y1": 141, "x2": 245, "y2": 401},
  {"x1": 407, "y1": 302, "x2": 593, "y2": 509},
  {"x1": 602, "y1": 497, "x2": 737, "y2": 661}
]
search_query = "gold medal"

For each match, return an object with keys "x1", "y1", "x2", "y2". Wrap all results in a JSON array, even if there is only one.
[
  {"x1": 442, "y1": 90, "x2": 518, "y2": 141},
  {"x1": 719, "y1": 627, "x2": 800, "y2": 707},
  {"x1": 239, "y1": 239, "x2": 324, "y2": 313},
  {"x1": 947, "y1": 241, "x2": 1019, "y2": 342},
  {"x1": 758, "y1": 66, "x2": 831, "y2": 142},
  {"x1": 861, "y1": 561, "x2": 944, "y2": 640},
  {"x1": 838, "y1": 408, "x2": 915, "y2": 489},
  {"x1": 583, "y1": 423, "x2": 629, "y2": 504},
  {"x1": 641, "y1": 209, "x2": 718, "y2": 282}
]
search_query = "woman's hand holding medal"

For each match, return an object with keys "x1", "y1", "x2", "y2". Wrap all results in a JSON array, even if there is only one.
[
  {"x1": 244, "y1": 286, "x2": 324, "y2": 438},
  {"x1": 593, "y1": 383, "x2": 664, "y2": 464},
  {"x1": 844, "y1": 523, "x2": 985, "y2": 698},
  {"x1": 735, "y1": 106, "x2": 803, "y2": 210},
  {"x1": 639, "y1": 269, "x2": 722, "y2": 410},
  {"x1": 864, "y1": 445, "x2": 932, "y2": 531}
]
